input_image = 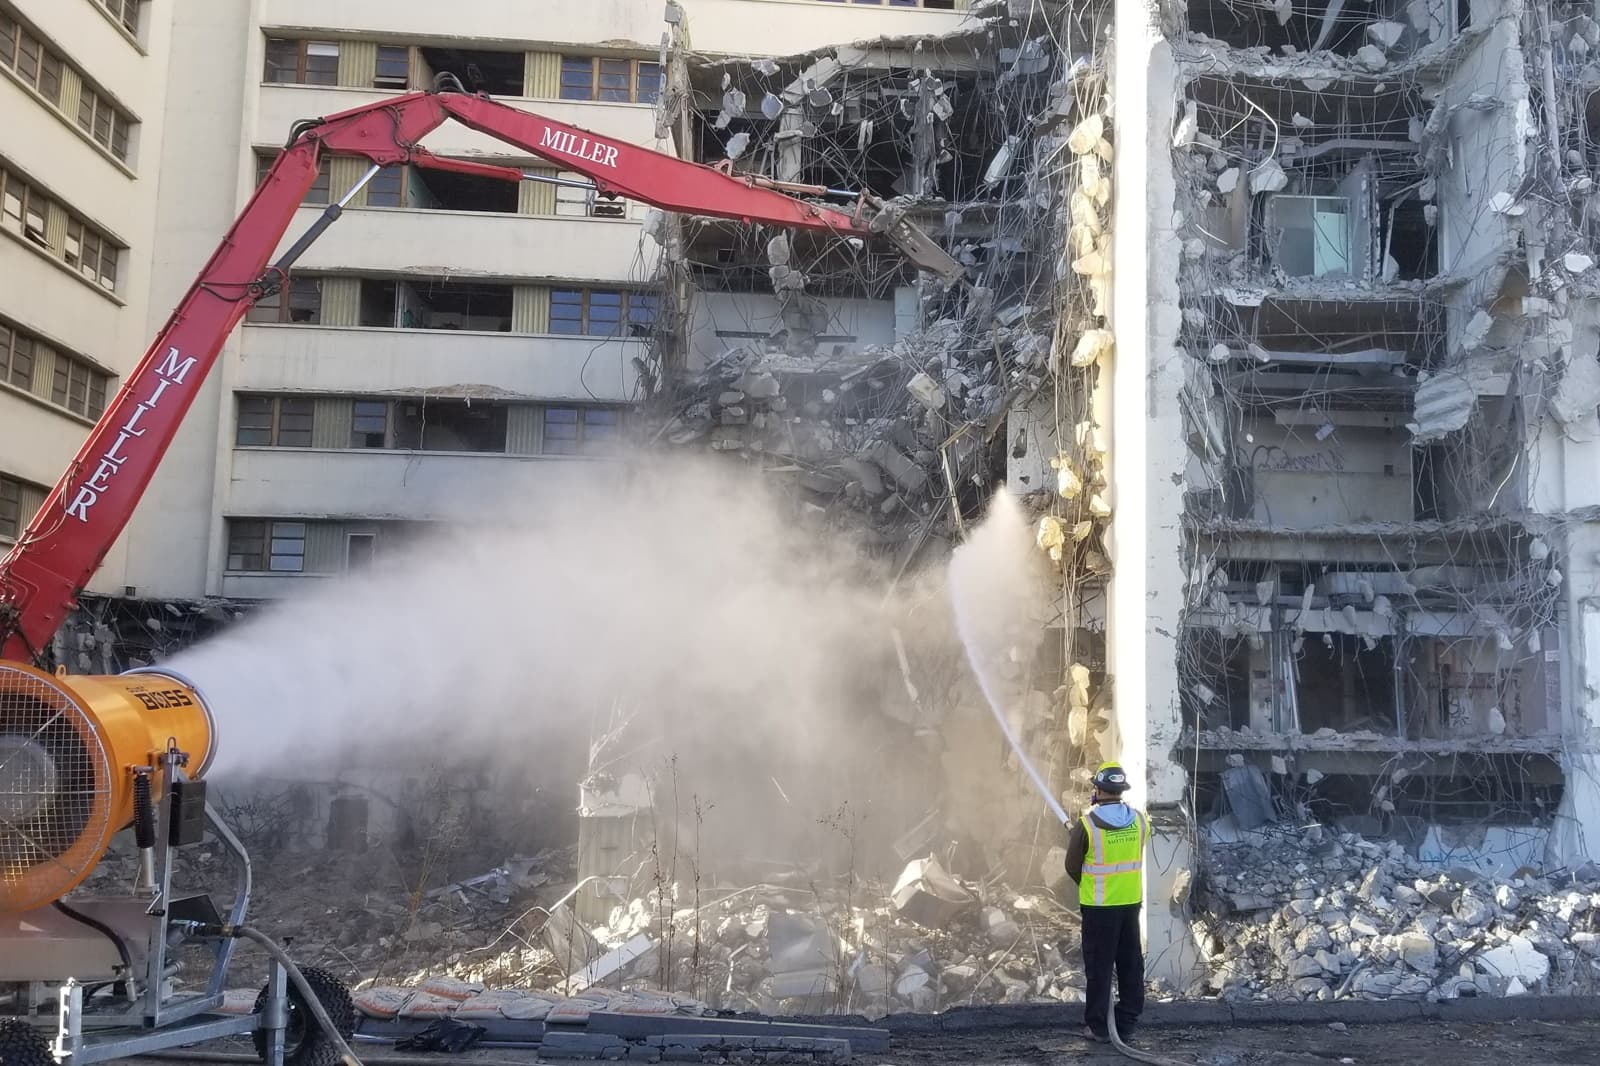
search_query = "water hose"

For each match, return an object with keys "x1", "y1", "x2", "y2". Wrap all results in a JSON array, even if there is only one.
[
  {"x1": 221, "y1": 924, "x2": 364, "y2": 1066},
  {"x1": 1107, "y1": 1000, "x2": 1194, "y2": 1066}
]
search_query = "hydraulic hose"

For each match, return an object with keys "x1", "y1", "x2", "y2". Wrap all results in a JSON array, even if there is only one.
[{"x1": 225, "y1": 924, "x2": 363, "y2": 1066}]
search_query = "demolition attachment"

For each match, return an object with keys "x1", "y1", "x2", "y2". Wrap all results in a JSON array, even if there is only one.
[{"x1": 0, "y1": 662, "x2": 214, "y2": 913}]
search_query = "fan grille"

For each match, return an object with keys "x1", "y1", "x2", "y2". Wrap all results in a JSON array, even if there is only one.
[{"x1": 0, "y1": 665, "x2": 112, "y2": 912}]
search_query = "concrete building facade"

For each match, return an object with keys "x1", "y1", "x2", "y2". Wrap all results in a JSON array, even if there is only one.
[{"x1": 0, "y1": 0, "x2": 171, "y2": 595}]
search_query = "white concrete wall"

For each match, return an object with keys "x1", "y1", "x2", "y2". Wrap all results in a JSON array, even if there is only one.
[
  {"x1": 116, "y1": 0, "x2": 257, "y2": 600},
  {"x1": 225, "y1": 448, "x2": 607, "y2": 521},
  {"x1": 687, "y1": 291, "x2": 896, "y2": 367},
  {"x1": 0, "y1": 0, "x2": 175, "y2": 591},
  {"x1": 238, "y1": 326, "x2": 643, "y2": 402},
  {"x1": 260, "y1": 0, "x2": 971, "y2": 58},
  {"x1": 280, "y1": 206, "x2": 656, "y2": 283}
]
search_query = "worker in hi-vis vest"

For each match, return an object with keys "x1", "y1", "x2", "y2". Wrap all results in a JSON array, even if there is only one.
[{"x1": 1063, "y1": 762, "x2": 1148, "y2": 1043}]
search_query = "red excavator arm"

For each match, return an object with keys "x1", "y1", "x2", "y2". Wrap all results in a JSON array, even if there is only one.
[{"x1": 0, "y1": 87, "x2": 961, "y2": 663}]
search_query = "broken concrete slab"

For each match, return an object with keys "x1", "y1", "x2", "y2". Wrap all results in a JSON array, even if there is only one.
[{"x1": 891, "y1": 856, "x2": 975, "y2": 927}]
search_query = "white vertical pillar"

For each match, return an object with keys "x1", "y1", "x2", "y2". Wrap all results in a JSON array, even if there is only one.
[{"x1": 1109, "y1": 0, "x2": 1201, "y2": 987}]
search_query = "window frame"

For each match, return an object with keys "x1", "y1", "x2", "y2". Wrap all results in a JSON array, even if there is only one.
[
  {"x1": 0, "y1": 13, "x2": 61, "y2": 105},
  {"x1": 76, "y1": 86, "x2": 133, "y2": 162},
  {"x1": 226, "y1": 519, "x2": 308, "y2": 573},
  {"x1": 0, "y1": 315, "x2": 110, "y2": 418},
  {"x1": 49, "y1": 352, "x2": 108, "y2": 419},
  {"x1": 350, "y1": 400, "x2": 390, "y2": 448},
  {"x1": 365, "y1": 166, "x2": 405, "y2": 208},
  {"x1": 558, "y1": 56, "x2": 661, "y2": 104},
  {"x1": 94, "y1": 0, "x2": 145, "y2": 38},
  {"x1": 0, "y1": 323, "x2": 34, "y2": 390},
  {"x1": 548, "y1": 288, "x2": 659, "y2": 337},
  {"x1": 0, "y1": 473, "x2": 25, "y2": 541},
  {"x1": 373, "y1": 45, "x2": 410, "y2": 90},
  {"x1": 263, "y1": 37, "x2": 341, "y2": 86},
  {"x1": 64, "y1": 218, "x2": 119, "y2": 291},
  {"x1": 236, "y1": 395, "x2": 314, "y2": 447},
  {"x1": 541, "y1": 405, "x2": 625, "y2": 456}
]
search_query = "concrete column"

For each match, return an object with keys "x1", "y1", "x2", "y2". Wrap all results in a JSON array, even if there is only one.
[
  {"x1": 1109, "y1": 1, "x2": 1199, "y2": 988},
  {"x1": 1550, "y1": 545, "x2": 1600, "y2": 867}
]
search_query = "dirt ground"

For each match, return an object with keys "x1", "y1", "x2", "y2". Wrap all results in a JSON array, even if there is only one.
[{"x1": 886, "y1": 1017, "x2": 1600, "y2": 1065}]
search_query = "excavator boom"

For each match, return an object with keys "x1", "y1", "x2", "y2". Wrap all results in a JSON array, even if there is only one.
[{"x1": 0, "y1": 88, "x2": 960, "y2": 662}]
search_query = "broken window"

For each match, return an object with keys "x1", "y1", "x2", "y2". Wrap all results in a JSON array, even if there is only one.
[
  {"x1": 559, "y1": 56, "x2": 660, "y2": 104},
  {"x1": 1264, "y1": 195, "x2": 1352, "y2": 279},
  {"x1": 264, "y1": 38, "x2": 339, "y2": 85},
  {"x1": 65, "y1": 219, "x2": 119, "y2": 291},
  {"x1": 393, "y1": 398, "x2": 509, "y2": 452},
  {"x1": 1293, "y1": 634, "x2": 1398, "y2": 735},
  {"x1": 554, "y1": 171, "x2": 626, "y2": 218},
  {"x1": 1382, "y1": 192, "x2": 1437, "y2": 280},
  {"x1": 256, "y1": 152, "x2": 332, "y2": 205},
  {"x1": 235, "y1": 395, "x2": 313, "y2": 447},
  {"x1": 396, "y1": 280, "x2": 514, "y2": 332},
  {"x1": 346, "y1": 532, "x2": 377, "y2": 570},
  {"x1": 550, "y1": 289, "x2": 658, "y2": 336},
  {"x1": 226, "y1": 519, "x2": 306, "y2": 573},
  {"x1": 360, "y1": 280, "x2": 396, "y2": 327},
  {"x1": 541, "y1": 406, "x2": 624, "y2": 455},
  {"x1": 1185, "y1": 0, "x2": 1413, "y2": 58},
  {"x1": 246, "y1": 278, "x2": 322, "y2": 324},
  {"x1": 405, "y1": 167, "x2": 518, "y2": 213},
  {"x1": 1181, "y1": 629, "x2": 1256, "y2": 731},
  {"x1": 417, "y1": 46, "x2": 523, "y2": 96}
]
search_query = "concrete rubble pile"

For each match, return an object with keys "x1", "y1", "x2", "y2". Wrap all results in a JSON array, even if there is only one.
[
  {"x1": 1194, "y1": 822, "x2": 1600, "y2": 1002},
  {"x1": 656, "y1": 307, "x2": 1052, "y2": 542},
  {"x1": 549, "y1": 857, "x2": 1084, "y2": 1018},
  {"x1": 79, "y1": 837, "x2": 579, "y2": 989}
]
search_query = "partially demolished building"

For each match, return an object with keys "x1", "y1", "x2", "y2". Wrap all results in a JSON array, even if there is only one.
[{"x1": 643, "y1": 0, "x2": 1600, "y2": 989}]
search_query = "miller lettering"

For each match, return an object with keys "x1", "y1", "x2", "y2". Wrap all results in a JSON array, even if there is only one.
[
  {"x1": 538, "y1": 127, "x2": 620, "y2": 169},
  {"x1": 66, "y1": 346, "x2": 199, "y2": 522}
]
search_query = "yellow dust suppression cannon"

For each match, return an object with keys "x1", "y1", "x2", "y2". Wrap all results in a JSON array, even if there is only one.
[
  {"x1": 0, "y1": 664, "x2": 214, "y2": 914},
  {"x1": 0, "y1": 662, "x2": 358, "y2": 1066}
]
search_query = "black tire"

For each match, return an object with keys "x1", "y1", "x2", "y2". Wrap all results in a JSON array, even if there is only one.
[
  {"x1": 252, "y1": 966, "x2": 356, "y2": 1066},
  {"x1": 0, "y1": 1021, "x2": 52, "y2": 1066}
]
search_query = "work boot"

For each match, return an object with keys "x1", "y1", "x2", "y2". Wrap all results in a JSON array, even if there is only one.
[{"x1": 1080, "y1": 1025, "x2": 1108, "y2": 1044}]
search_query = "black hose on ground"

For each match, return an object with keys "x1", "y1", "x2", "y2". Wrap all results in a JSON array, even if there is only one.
[{"x1": 226, "y1": 925, "x2": 363, "y2": 1066}]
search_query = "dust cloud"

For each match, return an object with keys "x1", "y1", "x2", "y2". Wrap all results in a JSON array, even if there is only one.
[{"x1": 168, "y1": 458, "x2": 1041, "y2": 876}]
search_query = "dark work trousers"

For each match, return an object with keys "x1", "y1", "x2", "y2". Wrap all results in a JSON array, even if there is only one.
[{"x1": 1080, "y1": 903, "x2": 1144, "y2": 1037}]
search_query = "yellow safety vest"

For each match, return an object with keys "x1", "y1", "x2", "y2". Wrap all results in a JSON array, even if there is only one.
[{"x1": 1078, "y1": 808, "x2": 1147, "y2": 907}]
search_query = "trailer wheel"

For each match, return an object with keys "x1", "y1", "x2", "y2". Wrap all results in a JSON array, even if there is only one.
[
  {"x1": 0, "y1": 1021, "x2": 53, "y2": 1066},
  {"x1": 252, "y1": 966, "x2": 356, "y2": 1066}
]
